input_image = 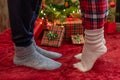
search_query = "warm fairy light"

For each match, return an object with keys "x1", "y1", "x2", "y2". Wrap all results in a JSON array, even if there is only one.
[
  {"x1": 41, "y1": 10, "x2": 43, "y2": 13},
  {"x1": 73, "y1": 11, "x2": 75, "y2": 13},
  {"x1": 63, "y1": 9, "x2": 66, "y2": 12},
  {"x1": 79, "y1": 10, "x2": 81, "y2": 13},
  {"x1": 44, "y1": 13, "x2": 46, "y2": 16},
  {"x1": 53, "y1": 8, "x2": 56, "y2": 11},
  {"x1": 42, "y1": 17, "x2": 44, "y2": 19}
]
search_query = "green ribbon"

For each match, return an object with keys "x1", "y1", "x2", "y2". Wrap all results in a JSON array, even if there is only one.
[
  {"x1": 46, "y1": 31, "x2": 58, "y2": 40},
  {"x1": 74, "y1": 34, "x2": 81, "y2": 42}
]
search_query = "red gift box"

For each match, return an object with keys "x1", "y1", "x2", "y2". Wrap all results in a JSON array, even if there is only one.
[
  {"x1": 34, "y1": 18, "x2": 54, "y2": 40},
  {"x1": 41, "y1": 26, "x2": 65, "y2": 47},
  {"x1": 34, "y1": 18, "x2": 43, "y2": 40},
  {"x1": 104, "y1": 22, "x2": 116, "y2": 34},
  {"x1": 62, "y1": 19, "x2": 84, "y2": 40},
  {"x1": 66, "y1": 18, "x2": 81, "y2": 22},
  {"x1": 41, "y1": 18, "x2": 54, "y2": 30}
]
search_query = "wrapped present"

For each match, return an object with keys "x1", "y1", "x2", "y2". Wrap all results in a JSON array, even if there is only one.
[
  {"x1": 34, "y1": 18, "x2": 43, "y2": 40},
  {"x1": 71, "y1": 34, "x2": 84, "y2": 44},
  {"x1": 66, "y1": 18, "x2": 81, "y2": 22},
  {"x1": 41, "y1": 26, "x2": 65, "y2": 47},
  {"x1": 34, "y1": 18, "x2": 54, "y2": 40},
  {"x1": 62, "y1": 18, "x2": 84, "y2": 40},
  {"x1": 42, "y1": 18, "x2": 54, "y2": 30},
  {"x1": 69, "y1": 13, "x2": 82, "y2": 18},
  {"x1": 104, "y1": 22, "x2": 116, "y2": 34}
]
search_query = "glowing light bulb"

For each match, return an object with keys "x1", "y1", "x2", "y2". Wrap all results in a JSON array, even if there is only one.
[
  {"x1": 41, "y1": 10, "x2": 43, "y2": 13},
  {"x1": 63, "y1": 9, "x2": 66, "y2": 12},
  {"x1": 44, "y1": 13, "x2": 46, "y2": 16},
  {"x1": 53, "y1": 8, "x2": 56, "y2": 11},
  {"x1": 73, "y1": 11, "x2": 75, "y2": 13}
]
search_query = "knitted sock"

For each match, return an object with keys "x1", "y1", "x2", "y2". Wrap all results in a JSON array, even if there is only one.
[
  {"x1": 14, "y1": 43, "x2": 61, "y2": 70},
  {"x1": 75, "y1": 34, "x2": 106, "y2": 60},
  {"x1": 32, "y1": 38, "x2": 62, "y2": 59},
  {"x1": 73, "y1": 28, "x2": 107, "y2": 72}
]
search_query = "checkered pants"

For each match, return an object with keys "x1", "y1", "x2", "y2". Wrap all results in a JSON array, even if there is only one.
[{"x1": 80, "y1": 0, "x2": 108, "y2": 29}]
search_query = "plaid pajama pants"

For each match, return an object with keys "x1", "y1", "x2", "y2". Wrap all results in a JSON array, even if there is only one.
[{"x1": 80, "y1": 0, "x2": 108, "y2": 29}]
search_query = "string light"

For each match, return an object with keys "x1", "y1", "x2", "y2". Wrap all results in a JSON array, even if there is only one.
[
  {"x1": 42, "y1": 17, "x2": 44, "y2": 19},
  {"x1": 72, "y1": 11, "x2": 75, "y2": 13},
  {"x1": 53, "y1": 8, "x2": 56, "y2": 11},
  {"x1": 79, "y1": 10, "x2": 81, "y2": 12},
  {"x1": 44, "y1": 13, "x2": 46, "y2": 16},
  {"x1": 39, "y1": 0, "x2": 80, "y2": 21},
  {"x1": 63, "y1": 9, "x2": 66, "y2": 12},
  {"x1": 40, "y1": 10, "x2": 44, "y2": 13}
]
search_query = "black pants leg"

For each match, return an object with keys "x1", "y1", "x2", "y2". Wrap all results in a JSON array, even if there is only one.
[{"x1": 7, "y1": 0, "x2": 42, "y2": 47}]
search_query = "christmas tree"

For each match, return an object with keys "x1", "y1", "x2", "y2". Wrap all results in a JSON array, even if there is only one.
[
  {"x1": 107, "y1": 0, "x2": 119, "y2": 22},
  {"x1": 39, "y1": 0, "x2": 80, "y2": 22}
]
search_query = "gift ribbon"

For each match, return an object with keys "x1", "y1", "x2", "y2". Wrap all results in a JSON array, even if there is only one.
[{"x1": 46, "y1": 31, "x2": 58, "y2": 40}]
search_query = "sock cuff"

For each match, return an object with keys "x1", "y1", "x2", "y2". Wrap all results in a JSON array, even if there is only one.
[
  {"x1": 14, "y1": 43, "x2": 35, "y2": 57},
  {"x1": 85, "y1": 27, "x2": 104, "y2": 36}
]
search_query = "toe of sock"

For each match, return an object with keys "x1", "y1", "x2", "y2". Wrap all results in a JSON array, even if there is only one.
[
  {"x1": 53, "y1": 52, "x2": 62, "y2": 58},
  {"x1": 46, "y1": 61, "x2": 62, "y2": 70},
  {"x1": 73, "y1": 62, "x2": 88, "y2": 72},
  {"x1": 74, "y1": 54, "x2": 82, "y2": 60},
  {"x1": 36, "y1": 46, "x2": 62, "y2": 59}
]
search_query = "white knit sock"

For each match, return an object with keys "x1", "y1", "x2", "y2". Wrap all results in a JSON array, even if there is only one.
[
  {"x1": 74, "y1": 33, "x2": 106, "y2": 60},
  {"x1": 73, "y1": 28, "x2": 107, "y2": 72}
]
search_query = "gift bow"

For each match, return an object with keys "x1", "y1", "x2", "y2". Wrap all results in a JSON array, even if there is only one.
[{"x1": 46, "y1": 31, "x2": 58, "y2": 40}]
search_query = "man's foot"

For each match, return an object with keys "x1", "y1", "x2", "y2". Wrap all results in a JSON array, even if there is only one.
[
  {"x1": 14, "y1": 43, "x2": 62, "y2": 70},
  {"x1": 32, "y1": 38, "x2": 62, "y2": 59}
]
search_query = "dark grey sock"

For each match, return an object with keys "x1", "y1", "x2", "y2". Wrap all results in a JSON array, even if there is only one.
[{"x1": 14, "y1": 43, "x2": 61, "y2": 70}]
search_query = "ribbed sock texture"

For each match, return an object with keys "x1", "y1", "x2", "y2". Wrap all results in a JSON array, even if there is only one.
[
  {"x1": 14, "y1": 43, "x2": 61, "y2": 70},
  {"x1": 32, "y1": 38, "x2": 62, "y2": 59},
  {"x1": 75, "y1": 38, "x2": 106, "y2": 60},
  {"x1": 73, "y1": 28, "x2": 107, "y2": 72}
]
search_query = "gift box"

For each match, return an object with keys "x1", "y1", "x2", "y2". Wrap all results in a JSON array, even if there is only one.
[
  {"x1": 41, "y1": 26, "x2": 65, "y2": 47},
  {"x1": 71, "y1": 34, "x2": 84, "y2": 44},
  {"x1": 34, "y1": 18, "x2": 43, "y2": 40},
  {"x1": 66, "y1": 18, "x2": 81, "y2": 22},
  {"x1": 69, "y1": 13, "x2": 82, "y2": 19},
  {"x1": 42, "y1": 18, "x2": 54, "y2": 30},
  {"x1": 34, "y1": 18, "x2": 54, "y2": 40},
  {"x1": 104, "y1": 22, "x2": 116, "y2": 34},
  {"x1": 62, "y1": 18, "x2": 84, "y2": 40}
]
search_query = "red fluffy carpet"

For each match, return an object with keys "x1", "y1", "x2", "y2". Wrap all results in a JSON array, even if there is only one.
[{"x1": 0, "y1": 29, "x2": 120, "y2": 80}]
